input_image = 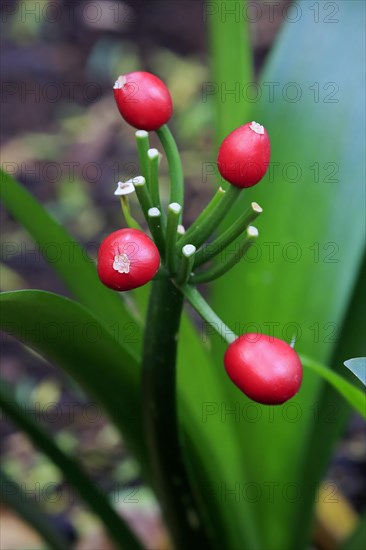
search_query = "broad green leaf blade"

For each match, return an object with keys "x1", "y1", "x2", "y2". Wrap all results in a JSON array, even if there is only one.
[
  {"x1": 0, "y1": 381, "x2": 143, "y2": 550},
  {"x1": 209, "y1": 1, "x2": 365, "y2": 549},
  {"x1": 0, "y1": 290, "x2": 147, "y2": 471},
  {"x1": 0, "y1": 170, "x2": 141, "y2": 357},
  {"x1": 207, "y1": 0, "x2": 253, "y2": 140},
  {"x1": 178, "y1": 316, "x2": 261, "y2": 550},
  {"x1": 0, "y1": 469, "x2": 70, "y2": 550},
  {"x1": 293, "y1": 253, "x2": 366, "y2": 549},
  {"x1": 300, "y1": 355, "x2": 366, "y2": 418},
  {"x1": 344, "y1": 358, "x2": 366, "y2": 386}
]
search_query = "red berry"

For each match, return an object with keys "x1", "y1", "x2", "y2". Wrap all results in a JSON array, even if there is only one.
[
  {"x1": 217, "y1": 121, "x2": 271, "y2": 188},
  {"x1": 113, "y1": 71, "x2": 173, "y2": 131},
  {"x1": 224, "y1": 334, "x2": 302, "y2": 405},
  {"x1": 97, "y1": 228, "x2": 160, "y2": 291}
]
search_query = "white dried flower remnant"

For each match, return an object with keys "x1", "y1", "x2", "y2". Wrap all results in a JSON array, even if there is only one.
[
  {"x1": 113, "y1": 253, "x2": 130, "y2": 274},
  {"x1": 249, "y1": 121, "x2": 265, "y2": 135},
  {"x1": 113, "y1": 75, "x2": 127, "y2": 89},
  {"x1": 114, "y1": 180, "x2": 135, "y2": 196}
]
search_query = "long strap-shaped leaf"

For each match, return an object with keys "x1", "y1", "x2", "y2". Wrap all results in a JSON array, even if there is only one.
[
  {"x1": 209, "y1": 2, "x2": 366, "y2": 549},
  {"x1": 292, "y1": 256, "x2": 366, "y2": 548},
  {"x1": 0, "y1": 169, "x2": 141, "y2": 359},
  {"x1": 299, "y1": 355, "x2": 365, "y2": 419},
  {"x1": 0, "y1": 382, "x2": 143, "y2": 550},
  {"x1": 0, "y1": 469, "x2": 70, "y2": 550},
  {"x1": 0, "y1": 290, "x2": 147, "y2": 473}
]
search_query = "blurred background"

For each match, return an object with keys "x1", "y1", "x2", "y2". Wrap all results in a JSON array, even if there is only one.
[{"x1": 1, "y1": 1, "x2": 365, "y2": 548}]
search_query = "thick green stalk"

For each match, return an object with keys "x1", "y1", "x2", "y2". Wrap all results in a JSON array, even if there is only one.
[
  {"x1": 179, "y1": 186, "x2": 241, "y2": 250},
  {"x1": 141, "y1": 276, "x2": 211, "y2": 549},
  {"x1": 0, "y1": 383, "x2": 143, "y2": 550},
  {"x1": 156, "y1": 125, "x2": 184, "y2": 212}
]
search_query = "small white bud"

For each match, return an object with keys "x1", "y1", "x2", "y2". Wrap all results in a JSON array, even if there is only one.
[
  {"x1": 148, "y1": 207, "x2": 161, "y2": 218},
  {"x1": 182, "y1": 244, "x2": 196, "y2": 257},
  {"x1": 250, "y1": 121, "x2": 265, "y2": 135},
  {"x1": 247, "y1": 226, "x2": 259, "y2": 238},
  {"x1": 135, "y1": 130, "x2": 149, "y2": 139},
  {"x1": 148, "y1": 148, "x2": 163, "y2": 164},
  {"x1": 130, "y1": 176, "x2": 146, "y2": 187},
  {"x1": 251, "y1": 202, "x2": 263, "y2": 214},
  {"x1": 169, "y1": 202, "x2": 182, "y2": 214}
]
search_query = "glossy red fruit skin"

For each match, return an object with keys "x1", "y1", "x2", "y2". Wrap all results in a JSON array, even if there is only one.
[
  {"x1": 113, "y1": 71, "x2": 173, "y2": 131},
  {"x1": 217, "y1": 122, "x2": 271, "y2": 188},
  {"x1": 97, "y1": 228, "x2": 160, "y2": 291},
  {"x1": 224, "y1": 334, "x2": 302, "y2": 405}
]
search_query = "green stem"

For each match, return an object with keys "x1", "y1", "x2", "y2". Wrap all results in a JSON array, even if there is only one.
[
  {"x1": 176, "y1": 244, "x2": 196, "y2": 286},
  {"x1": 148, "y1": 148, "x2": 164, "y2": 217},
  {"x1": 120, "y1": 197, "x2": 142, "y2": 230},
  {"x1": 0, "y1": 469, "x2": 70, "y2": 550},
  {"x1": 136, "y1": 130, "x2": 150, "y2": 186},
  {"x1": 191, "y1": 226, "x2": 258, "y2": 284},
  {"x1": 0, "y1": 383, "x2": 143, "y2": 550},
  {"x1": 156, "y1": 125, "x2": 184, "y2": 214},
  {"x1": 141, "y1": 276, "x2": 211, "y2": 549},
  {"x1": 148, "y1": 207, "x2": 166, "y2": 259},
  {"x1": 180, "y1": 284, "x2": 237, "y2": 345},
  {"x1": 133, "y1": 176, "x2": 154, "y2": 222},
  {"x1": 166, "y1": 202, "x2": 182, "y2": 275},
  {"x1": 178, "y1": 186, "x2": 241, "y2": 250},
  {"x1": 195, "y1": 201, "x2": 262, "y2": 267},
  {"x1": 177, "y1": 186, "x2": 223, "y2": 244}
]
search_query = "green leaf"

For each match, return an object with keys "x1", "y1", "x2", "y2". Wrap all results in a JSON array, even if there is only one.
[
  {"x1": 300, "y1": 355, "x2": 366, "y2": 418},
  {"x1": 339, "y1": 513, "x2": 366, "y2": 550},
  {"x1": 0, "y1": 169, "x2": 141, "y2": 357},
  {"x1": 209, "y1": 1, "x2": 366, "y2": 549},
  {"x1": 0, "y1": 290, "x2": 147, "y2": 471},
  {"x1": 0, "y1": 381, "x2": 143, "y2": 550},
  {"x1": 344, "y1": 358, "x2": 366, "y2": 386},
  {"x1": 178, "y1": 315, "x2": 262, "y2": 549},
  {"x1": 207, "y1": 0, "x2": 253, "y2": 141},
  {"x1": 293, "y1": 253, "x2": 366, "y2": 548},
  {"x1": 0, "y1": 469, "x2": 70, "y2": 550}
]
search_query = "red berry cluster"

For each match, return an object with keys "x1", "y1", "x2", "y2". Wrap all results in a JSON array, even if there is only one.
[{"x1": 97, "y1": 71, "x2": 299, "y2": 405}]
